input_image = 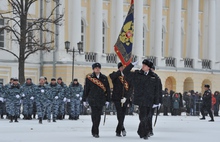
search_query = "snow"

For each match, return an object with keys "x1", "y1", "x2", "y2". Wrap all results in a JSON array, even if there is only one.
[{"x1": 0, "y1": 114, "x2": 219, "y2": 142}]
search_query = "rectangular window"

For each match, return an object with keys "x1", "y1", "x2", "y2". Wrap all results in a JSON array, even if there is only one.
[{"x1": 0, "y1": 19, "x2": 4, "y2": 48}]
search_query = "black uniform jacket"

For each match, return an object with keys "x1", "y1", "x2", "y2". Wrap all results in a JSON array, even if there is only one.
[
  {"x1": 123, "y1": 63, "x2": 159, "y2": 107},
  {"x1": 109, "y1": 70, "x2": 132, "y2": 102},
  {"x1": 82, "y1": 72, "x2": 111, "y2": 106}
]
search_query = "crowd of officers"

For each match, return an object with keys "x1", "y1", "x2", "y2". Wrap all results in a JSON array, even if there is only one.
[
  {"x1": 0, "y1": 77, "x2": 83, "y2": 123},
  {"x1": 0, "y1": 59, "x2": 215, "y2": 140}
]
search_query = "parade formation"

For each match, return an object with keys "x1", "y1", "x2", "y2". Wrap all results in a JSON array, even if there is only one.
[
  {"x1": 0, "y1": 60, "x2": 216, "y2": 141},
  {"x1": 1, "y1": 0, "x2": 220, "y2": 141}
]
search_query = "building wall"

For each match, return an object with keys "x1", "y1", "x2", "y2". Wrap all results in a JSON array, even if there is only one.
[{"x1": 1, "y1": 0, "x2": 220, "y2": 94}]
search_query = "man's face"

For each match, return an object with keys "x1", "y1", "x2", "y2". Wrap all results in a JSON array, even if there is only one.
[
  {"x1": 73, "y1": 81, "x2": 78, "y2": 84},
  {"x1": 13, "y1": 81, "x2": 18, "y2": 85},
  {"x1": 39, "y1": 79, "x2": 45, "y2": 84},
  {"x1": 51, "y1": 80, "x2": 56, "y2": 84},
  {"x1": 26, "y1": 80, "x2": 31, "y2": 84},
  {"x1": 142, "y1": 64, "x2": 150, "y2": 72},
  {"x1": 93, "y1": 67, "x2": 101, "y2": 74},
  {"x1": 119, "y1": 66, "x2": 124, "y2": 72},
  {"x1": 204, "y1": 87, "x2": 208, "y2": 91},
  {"x1": 57, "y1": 80, "x2": 62, "y2": 84},
  {"x1": 10, "y1": 79, "x2": 13, "y2": 83}
]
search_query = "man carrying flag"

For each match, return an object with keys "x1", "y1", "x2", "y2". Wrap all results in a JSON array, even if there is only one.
[{"x1": 109, "y1": 62, "x2": 132, "y2": 137}]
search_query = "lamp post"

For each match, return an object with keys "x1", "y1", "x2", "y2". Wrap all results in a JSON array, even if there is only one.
[{"x1": 65, "y1": 41, "x2": 83, "y2": 81}]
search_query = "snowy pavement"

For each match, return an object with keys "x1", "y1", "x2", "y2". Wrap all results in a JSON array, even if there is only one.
[{"x1": 0, "y1": 114, "x2": 219, "y2": 142}]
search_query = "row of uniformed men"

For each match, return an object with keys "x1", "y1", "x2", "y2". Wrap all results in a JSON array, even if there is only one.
[{"x1": 0, "y1": 77, "x2": 83, "y2": 123}]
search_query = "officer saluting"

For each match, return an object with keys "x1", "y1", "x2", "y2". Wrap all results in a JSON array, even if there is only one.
[
  {"x1": 123, "y1": 59, "x2": 160, "y2": 140},
  {"x1": 82, "y1": 62, "x2": 111, "y2": 138},
  {"x1": 200, "y1": 84, "x2": 214, "y2": 122},
  {"x1": 109, "y1": 62, "x2": 132, "y2": 137}
]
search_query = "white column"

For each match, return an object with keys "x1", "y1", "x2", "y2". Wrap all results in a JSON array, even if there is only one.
[
  {"x1": 190, "y1": 0, "x2": 200, "y2": 68},
  {"x1": 154, "y1": 0, "x2": 164, "y2": 66},
  {"x1": 208, "y1": 0, "x2": 216, "y2": 69},
  {"x1": 172, "y1": 0, "x2": 184, "y2": 67},
  {"x1": 134, "y1": 0, "x2": 143, "y2": 64},
  {"x1": 93, "y1": 0, "x2": 103, "y2": 62},
  {"x1": 71, "y1": 0, "x2": 85, "y2": 62},
  {"x1": 110, "y1": 0, "x2": 123, "y2": 53},
  {"x1": 71, "y1": 0, "x2": 81, "y2": 50},
  {"x1": 115, "y1": 0, "x2": 124, "y2": 37}
]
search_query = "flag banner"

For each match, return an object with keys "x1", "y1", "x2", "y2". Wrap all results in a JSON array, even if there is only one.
[{"x1": 114, "y1": 0, "x2": 134, "y2": 66}]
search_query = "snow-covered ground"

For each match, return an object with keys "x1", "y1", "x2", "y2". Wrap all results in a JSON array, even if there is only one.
[{"x1": 0, "y1": 114, "x2": 219, "y2": 142}]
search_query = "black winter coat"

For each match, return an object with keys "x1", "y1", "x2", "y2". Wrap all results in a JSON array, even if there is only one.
[
  {"x1": 109, "y1": 70, "x2": 132, "y2": 102},
  {"x1": 82, "y1": 72, "x2": 111, "y2": 106},
  {"x1": 202, "y1": 89, "x2": 212, "y2": 109},
  {"x1": 162, "y1": 95, "x2": 170, "y2": 107},
  {"x1": 123, "y1": 63, "x2": 159, "y2": 107}
]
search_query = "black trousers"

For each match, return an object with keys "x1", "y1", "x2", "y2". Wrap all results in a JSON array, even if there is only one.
[
  {"x1": 90, "y1": 106, "x2": 103, "y2": 135},
  {"x1": 114, "y1": 101, "x2": 127, "y2": 134},
  {"x1": 137, "y1": 106, "x2": 151, "y2": 137},
  {"x1": 163, "y1": 106, "x2": 169, "y2": 115},
  {"x1": 148, "y1": 108, "x2": 155, "y2": 133},
  {"x1": 201, "y1": 105, "x2": 214, "y2": 120}
]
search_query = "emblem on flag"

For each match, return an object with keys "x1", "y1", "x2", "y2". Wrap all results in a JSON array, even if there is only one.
[{"x1": 114, "y1": 0, "x2": 134, "y2": 66}]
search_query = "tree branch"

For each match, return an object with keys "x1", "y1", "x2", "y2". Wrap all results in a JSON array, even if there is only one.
[{"x1": 0, "y1": 48, "x2": 19, "y2": 59}]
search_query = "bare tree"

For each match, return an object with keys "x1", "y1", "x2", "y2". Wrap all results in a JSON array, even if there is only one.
[{"x1": 0, "y1": 0, "x2": 63, "y2": 84}]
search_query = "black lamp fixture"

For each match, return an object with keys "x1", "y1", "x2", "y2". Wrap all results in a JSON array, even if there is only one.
[{"x1": 64, "y1": 41, "x2": 83, "y2": 81}]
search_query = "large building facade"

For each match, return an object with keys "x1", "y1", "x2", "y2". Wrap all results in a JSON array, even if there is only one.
[{"x1": 0, "y1": 0, "x2": 220, "y2": 93}]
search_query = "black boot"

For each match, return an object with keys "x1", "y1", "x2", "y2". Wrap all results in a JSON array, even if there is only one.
[
  {"x1": 28, "y1": 115, "x2": 32, "y2": 120},
  {"x1": 23, "y1": 115, "x2": 27, "y2": 120},
  {"x1": 68, "y1": 115, "x2": 71, "y2": 120},
  {"x1": 9, "y1": 116, "x2": 13, "y2": 123},
  {"x1": 33, "y1": 114, "x2": 36, "y2": 119},
  {"x1": 39, "y1": 118, "x2": 42, "y2": 124},
  {"x1": 53, "y1": 119, "x2": 56, "y2": 122},
  {"x1": 43, "y1": 115, "x2": 47, "y2": 120},
  {"x1": 1, "y1": 114, "x2": 3, "y2": 119},
  {"x1": 14, "y1": 116, "x2": 19, "y2": 122}
]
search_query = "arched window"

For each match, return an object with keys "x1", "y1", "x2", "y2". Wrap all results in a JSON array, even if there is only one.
[
  {"x1": 102, "y1": 21, "x2": 107, "y2": 54},
  {"x1": 81, "y1": 19, "x2": 86, "y2": 51},
  {"x1": 143, "y1": 25, "x2": 147, "y2": 56}
]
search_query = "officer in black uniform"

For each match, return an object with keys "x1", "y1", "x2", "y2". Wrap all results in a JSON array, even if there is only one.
[
  {"x1": 123, "y1": 59, "x2": 160, "y2": 140},
  {"x1": 109, "y1": 62, "x2": 132, "y2": 137},
  {"x1": 148, "y1": 65, "x2": 162, "y2": 137},
  {"x1": 200, "y1": 84, "x2": 214, "y2": 122},
  {"x1": 82, "y1": 62, "x2": 111, "y2": 138}
]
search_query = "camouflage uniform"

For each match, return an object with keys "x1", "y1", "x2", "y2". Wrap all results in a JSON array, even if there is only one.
[
  {"x1": 0, "y1": 83, "x2": 5, "y2": 118},
  {"x1": 4, "y1": 83, "x2": 12, "y2": 117},
  {"x1": 68, "y1": 82, "x2": 83, "y2": 120},
  {"x1": 35, "y1": 84, "x2": 52, "y2": 121},
  {"x1": 4, "y1": 83, "x2": 22, "y2": 121},
  {"x1": 57, "y1": 82, "x2": 68, "y2": 119},
  {"x1": 21, "y1": 82, "x2": 36, "y2": 119},
  {"x1": 49, "y1": 83, "x2": 62, "y2": 121}
]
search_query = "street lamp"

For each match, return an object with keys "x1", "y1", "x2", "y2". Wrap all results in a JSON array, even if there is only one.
[{"x1": 64, "y1": 41, "x2": 83, "y2": 81}]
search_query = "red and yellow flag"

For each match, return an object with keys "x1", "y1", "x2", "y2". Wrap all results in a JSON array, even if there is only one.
[{"x1": 114, "y1": 0, "x2": 134, "y2": 66}]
